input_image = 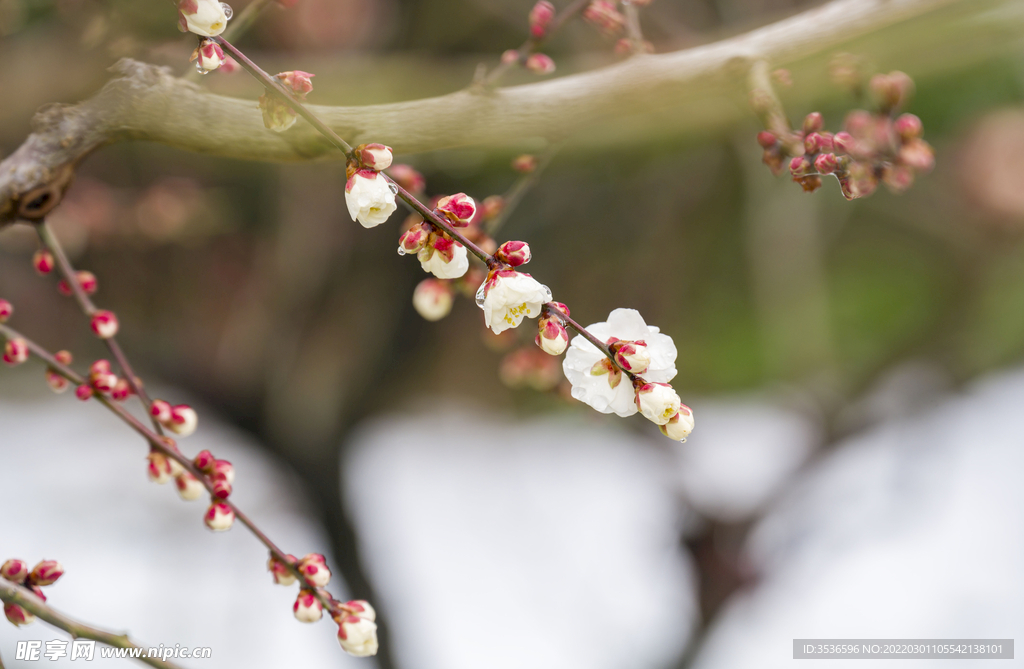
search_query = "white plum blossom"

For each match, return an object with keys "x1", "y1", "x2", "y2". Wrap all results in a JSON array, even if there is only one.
[
  {"x1": 659, "y1": 405, "x2": 694, "y2": 441},
  {"x1": 635, "y1": 382, "x2": 681, "y2": 425},
  {"x1": 345, "y1": 171, "x2": 397, "y2": 228},
  {"x1": 413, "y1": 279, "x2": 454, "y2": 321},
  {"x1": 479, "y1": 270, "x2": 552, "y2": 335},
  {"x1": 338, "y1": 614, "x2": 379, "y2": 657},
  {"x1": 177, "y1": 0, "x2": 229, "y2": 37},
  {"x1": 562, "y1": 308, "x2": 677, "y2": 417},
  {"x1": 419, "y1": 238, "x2": 469, "y2": 279}
]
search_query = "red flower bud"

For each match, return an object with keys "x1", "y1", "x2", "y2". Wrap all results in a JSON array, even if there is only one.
[
  {"x1": 90, "y1": 310, "x2": 119, "y2": 339},
  {"x1": 496, "y1": 240, "x2": 532, "y2": 267},
  {"x1": 2, "y1": 338, "x2": 28, "y2": 366},
  {"x1": 0, "y1": 299, "x2": 11, "y2": 322},
  {"x1": 29, "y1": 560, "x2": 64, "y2": 586},
  {"x1": 33, "y1": 250, "x2": 55, "y2": 275}
]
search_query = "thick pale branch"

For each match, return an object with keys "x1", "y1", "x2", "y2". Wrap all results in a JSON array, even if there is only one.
[{"x1": 0, "y1": 0, "x2": 1018, "y2": 226}]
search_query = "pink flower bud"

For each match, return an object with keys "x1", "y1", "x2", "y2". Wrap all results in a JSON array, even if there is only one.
[
  {"x1": 659, "y1": 404, "x2": 694, "y2": 441},
  {"x1": 58, "y1": 271, "x2": 98, "y2": 296},
  {"x1": 583, "y1": 0, "x2": 625, "y2": 35},
  {"x1": 75, "y1": 384, "x2": 93, "y2": 401},
  {"x1": 481, "y1": 195, "x2": 505, "y2": 220},
  {"x1": 338, "y1": 614, "x2": 379, "y2": 657},
  {"x1": 212, "y1": 476, "x2": 232, "y2": 499},
  {"x1": 45, "y1": 370, "x2": 69, "y2": 393},
  {"x1": 151, "y1": 399, "x2": 172, "y2": 424},
  {"x1": 4, "y1": 602, "x2": 35, "y2": 626},
  {"x1": 613, "y1": 340, "x2": 651, "y2": 374},
  {"x1": 635, "y1": 382, "x2": 682, "y2": 426},
  {"x1": 32, "y1": 250, "x2": 55, "y2": 275},
  {"x1": 870, "y1": 71, "x2": 914, "y2": 111},
  {"x1": 814, "y1": 153, "x2": 838, "y2": 175},
  {"x1": 214, "y1": 459, "x2": 235, "y2": 485},
  {"x1": 294, "y1": 590, "x2": 323, "y2": 623},
  {"x1": 436, "y1": 193, "x2": 477, "y2": 227},
  {"x1": 535, "y1": 318, "x2": 568, "y2": 356},
  {"x1": 412, "y1": 279, "x2": 454, "y2": 322},
  {"x1": 501, "y1": 49, "x2": 520, "y2": 65},
  {"x1": 399, "y1": 222, "x2": 432, "y2": 255},
  {"x1": 168, "y1": 405, "x2": 198, "y2": 437},
  {"x1": 388, "y1": 164, "x2": 425, "y2": 194},
  {"x1": 2, "y1": 338, "x2": 28, "y2": 366},
  {"x1": 204, "y1": 502, "x2": 235, "y2": 531},
  {"x1": 789, "y1": 156, "x2": 812, "y2": 178},
  {"x1": 90, "y1": 371, "x2": 117, "y2": 394},
  {"x1": 832, "y1": 131, "x2": 855, "y2": 155},
  {"x1": 268, "y1": 554, "x2": 298, "y2": 586},
  {"x1": 147, "y1": 451, "x2": 174, "y2": 485},
  {"x1": 802, "y1": 112, "x2": 824, "y2": 134},
  {"x1": 90, "y1": 310, "x2": 119, "y2": 339},
  {"x1": 219, "y1": 56, "x2": 240, "y2": 73},
  {"x1": 511, "y1": 155, "x2": 537, "y2": 173},
  {"x1": 298, "y1": 553, "x2": 331, "y2": 587},
  {"x1": 1, "y1": 559, "x2": 29, "y2": 584},
  {"x1": 496, "y1": 240, "x2": 531, "y2": 267},
  {"x1": 28, "y1": 560, "x2": 63, "y2": 586},
  {"x1": 192, "y1": 39, "x2": 226, "y2": 72},
  {"x1": 756, "y1": 131, "x2": 777, "y2": 148},
  {"x1": 895, "y1": 113, "x2": 923, "y2": 140},
  {"x1": 525, "y1": 53, "x2": 555, "y2": 75},
  {"x1": 357, "y1": 143, "x2": 394, "y2": 171},
  {"x1": 111, "y1": 378, "x2": 131, "y2": 401},
  {"x1": 89, "y1": 360, "x2": 111, "y2": 375},
  {"x1": 529, "y1": 1, "x2": 555, "y2": 37},
  {"x1": 54, "y1": 350, "x2": 72, "y2": 365},
  {"x1": 175, "y1": 472, "x2": 205, "y2": 501},
  {"x1": 277, "y1": 70, "x2": 315, "y2": 98},
  {"x1": 803, "y1": 132, "x2": 827, "y2": 154},
  {"x1": 194, "y1": 450, "x2": 216, "y2": 473},
  {"x1": 899, "y1": 138, "x2": 935, "y2": 172},
  {"x1": 0, "y1": 299, "x2": 11, "y2": 322}
]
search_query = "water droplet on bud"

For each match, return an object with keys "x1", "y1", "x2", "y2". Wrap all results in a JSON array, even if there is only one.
[
  {"x1": 475, "y1": 283, "x2": 487, "y2": 309},
  {"x1": 221, "y1": 3, "x2": 233, "y2": 19},
  {"x1": 397, "y1": 247, "x2": 406, "y2": 256},
  {"x1": 195, "y1": 62, "x2": 210, "y2": 75}
]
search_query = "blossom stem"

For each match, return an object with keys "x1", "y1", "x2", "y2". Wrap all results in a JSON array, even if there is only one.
[
  {"x1": 34, "y1": 220, "x2": 165, "y2": 436},
  {"x1": 482, "y1": 0, "x2": 591, "y2": 86},
  {"x1": 0, "y1": 577, "x2": 184, "y2": 669},
  {"x1": 0, "y1": 323, "x2": 342, "y2": 617},
  {"x1": 548, "y1": 303, "x2": 637, "y2": 382},
  {"x1": 749, "y1": 59, "x2": 801, "y2": 155}
]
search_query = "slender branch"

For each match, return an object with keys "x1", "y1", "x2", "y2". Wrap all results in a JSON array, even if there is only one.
[
  {"x1": 481, "y1": 0, "x2": 591, "y2": 86},
  {"x1": 35, "y1": 221, "x2": 164, "y2": 436},
  {"x1": 0, "y1": 323, "x2": 344, "y2": 617},
  {"x1": 0, "y1": 578, "x2": 185, "y2": 669},
  {"x1": 0, "y1": 0, "x2": 1008, "y2": 225}
]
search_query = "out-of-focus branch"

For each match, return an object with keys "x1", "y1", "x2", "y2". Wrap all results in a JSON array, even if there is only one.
[
  {"x1": 0, "y1": 0, "x2": 1016, "y2": 227},
  {"x1": 0, "y1": 578, "x2": 185, "y2": 669}
]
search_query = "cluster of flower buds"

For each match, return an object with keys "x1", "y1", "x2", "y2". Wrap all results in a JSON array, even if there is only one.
[
  {"x1": 396, "y1": 194, "x2": 477, "y2": 280},
  {"x1": 188, "y1": 449, "x2": 236, "y2": 530},
  {"x1": 191, "y1": 38, "x2": 227, "y2": 74},
  {"x1": 1, "y1": 559, "x2": 64, "y2": 627},
  {"x1": 345, "y1": 144, "x2": 398, "y2": 229},
  {"x1": 388, "y1": 164, "x2": 425, "y2": 195},
  {"x1": 259, "y1": 70, "x2": 314, "y2": 133},
  {"x1": 57, "y1": 271, "x2": 98, "y2": 297},
  {"x1": 334, "y1": 600, "x2": 378, "y2": 657},
  {"x1": 583, "y1": 0, "x2": 625, "y2": 35},
  {"x1": 150, "y1": 399, "x2": 198, "y2": 436},
  {"x1": 75, "y1": 359, "x2": 135, "y2": 401},
  {"x1": 759, "y1": 71, "x2": 933, "y2": 199},
  {"x1": 535, "y1": 302, "x2": 569, "y2": 356},
  {"x1": 529, "y1": 1, "x2": 555, "y2": 38},
  {"x1": 44, "y1": 350, "x2": 73, "y2": 393},
  {"x1": 177, "y1": 0, "x2": 232, "y2": 37}
]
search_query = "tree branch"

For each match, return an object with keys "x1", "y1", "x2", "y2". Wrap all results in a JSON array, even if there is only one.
[
  {"x1": 0, "y1": 578, "x2": 185, "y2": 669},
  {"x1": 0, "y1": 0, "x2": 1015, "y2": 227}
]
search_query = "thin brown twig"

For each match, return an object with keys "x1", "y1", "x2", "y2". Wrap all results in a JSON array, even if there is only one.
[
  {"x1": 481, "y1": 0, "x2": 592, "y2": 86},
  {"x1": 0, "y1": 578, "x2": 185, "y2": 669},
  {"x1": 34, "y1": 221, "x2": 165, "y2": 436},
  {"x1": 0, "y1": 322, "x2": 345, "y2": 617}
]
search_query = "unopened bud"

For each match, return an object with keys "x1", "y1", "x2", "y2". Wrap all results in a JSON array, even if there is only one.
[
  {"x1": 338, "y1": 614, "x2": 379, "y2": 657},
  {"x1": 613, "y1": 340, "x2": 650, "y2": 374},
  {"x1": 436, "y1": 193, "x2": 476, "y2": 227},
  {"x1": 832, "y1": 131, "x2": 855, "y2": 155},
  {"x1": 168, "y1": 405, "x2": 198, "y2": 437},
  {"x1": 4, "y1": 603, "x2": 35, "y2": 626},
  {"x1": 28, "y1": 560, "x2": 64, "y2": 586},
  {"x1": 789, "y1": 156, "x2": 812, "y2": 178},
  {"x1": 45, "y1": 370, "x2": 69, "y2": 393},
  {"x1": 212, "y1": 476, "x2": 232, "y2": 499},
  {"x1": 342, "y1": 600, "x2": 376, "y2": 622},
  {"x1": 191, "y1": 39, "x2": 226, "y2": 72},
  {"x1": 894, "y1": 113, "x2": 923, "y2": 140},
  {"x1": 175, "y1": 472, "x2": 205, "y2": 501},
  {"x1": 194, "y1": 450, "x2": 216, "y2": 473},
  {"x1": 75, "y1": 384, "x2": 93, "y2": 401},
  {"x1": 659, "y1": 405, "x2": 694, "y2": 441},
  {"x1": 2, "y1": 338, "x2": 28, "y2": 366},
  {"x1": 496, "y1": 240, "x2": 531, "y2": 267},
  {"x1": 399, "y1": 222, "x2": 432, "y2": 255},
  {"x1": 54, "y1": 350, "x2": 72, "y2": 365},
  {"x1": 525, "y1": 53, "x2": 555, "y2": 75},
  {"x1": 535, "y1": 318, "x2": 568, "y2": 356},
  {"x1": 899, "y1": 139, "x2": 935, "y2": 172},
  {"x1": 756, "y1": 131, "x2": 777, "y2": 148},
  {"x1": 58, "y1": 271, "x2": 98, "y2": 296},
  {"x1": 583, "y1": 0, "x2": 625, "y2": 34},
  {"x1": 481, "y1": 195, "x2": 505, "y2": 220},
  {"x1": 814, "y1": 153, "x2": 838, "y2": 174},
  {"x1": 213, "y1": 459, "x2": 234, "y2": 484},
  {"x1": 111, "y1": 378, "x2": 132, "y2": 401},
  {"x1": 635, "y1": 382, "x2": 682, "y2": 426},
  {"x1": 90, "y1": 311, "x2": 119, "y2": 339},
  {"x1": 501, "y1": 49, "x2": 520, "y2": 65},
  {"x1": 511, "y1": 155, "x2": 537, "y2": 173},
  {"x1": 204, "y1": 501, "x2": 235, "y2": 531},
  {"x1": 277, "y1": 70, "x2": 315, "y2": 97},
  {"x1": 297, "y1": 553, "x2": 331, "y2": 587},
  {"x1": 870, "y1": 71, "x2": 914, "y2": 111},
  {"x1": 0, "y1": 559, "x2": 29, "y2": 584},
  {"x1": 412, "y1": 279, "x2": 454, "y2": 322},
  {"x1": 356, "y1": 143, "x2": 393, "y2": 171},
  {"x1": 0, "y1": 299, "x2": 11, "y2": 322},
  {"x1": 150, "y1": 399, "x2": 172, "y2": 424},
  {"x1": 294, "y1": 590, "x2": 323, "y2": 623},
  {"x1": 33, "y1": 250, "x2": 55, "y2": 275},
  {"x1": 91, "y1": 371, "x2": 117, "y2": 394},
  {"x1": 147, "y1": 451, "x2": 174, "y2": 485},
  {"x1": 529, "y1": 1, "x2": 555, "y2": 37},
  {"x1": 268, "y1": 554, "x2": 298, "y2": 586}
]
